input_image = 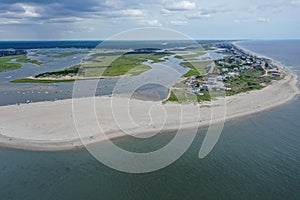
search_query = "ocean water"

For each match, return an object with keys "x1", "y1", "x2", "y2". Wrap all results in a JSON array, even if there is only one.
[
  {"x1": 237, "y1": 40, "x2": 300, "y2": 75},
  {"x1": 0, "y1": 40, "x2": 300, "y2": 200}
]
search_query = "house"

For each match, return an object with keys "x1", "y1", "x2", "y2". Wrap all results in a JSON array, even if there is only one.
[
  {"x1": 228, "y1": 72, "x2": 240, "y2": 77},
  {"x1": 222, "y1": 68, "x2": 229, "y2": 72},
  {"x1": 192, "y1": 88, "x2": 200, "y2": 93},
  {"x1": 246, "y1": 59, "x2": 252, "y2": 64},
  {"x1": 271, "y1": 72, "x2": 280, "y2": 77},
  {"x1": 208, "y1": 77, "x2": 217, "y2": 84},
  {"x1": 217, "y1": 75, "x2": 225, "y2": 81},
  {"x1": 239, "y1": 65, "x2": 250, "y2": 70},
  {"x1": 202, "y1": 84, "x2": 209, "y2": 91},
  {"x1": 218, "y1": 61, "x2": 225, "y2": 65}
]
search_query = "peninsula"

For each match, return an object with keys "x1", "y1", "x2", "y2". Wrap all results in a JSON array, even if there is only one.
[{"x1": 0, "y1": 42, "x2": 299, "y2": 151}]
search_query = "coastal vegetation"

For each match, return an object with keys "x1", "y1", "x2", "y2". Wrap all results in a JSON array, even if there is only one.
[
  {"x1": 11, "y1": 51, "x2": 171, "y2": 83},
  {"x1": 11, "y1": 78, "x2": 75, "y2": 83},
  {"x1": 174, "y1": 51, "x2": 206, "y2": 60},
  {"x1": 0, "y1": 56, "x2": 22, "y2": 72},
  {"x1": 166, "y1": 88, "x2": 212, "y2": 103},
  {"x1": 181, "y1": 61, "x2": 212, "y2": 77},
  {"x1": 35, "y1": 64, "x2": 81, "y2": 78},
  {"x1": 0, "y1": 55, "x2": 43, "y2": 72},
  {"x1": 37, "y1": 52, "x2": 167, "y2": 78},
  {"x1": 8, "y1": 43, "x2": 285, "y2": 103},
  {"x1": 15, "y1": 55, "x2": 43, "y2": 66},
  {"x1": 53, "y1": 51, "x2": 88, "y2": 58}
]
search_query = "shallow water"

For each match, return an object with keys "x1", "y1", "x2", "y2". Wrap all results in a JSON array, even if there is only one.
[{"x1": 0, "y1": 48, "x2": 190, "y2": 105}]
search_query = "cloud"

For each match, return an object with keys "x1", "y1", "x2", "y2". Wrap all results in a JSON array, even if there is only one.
[
  {"x1": 120, "y1": 9, "x2": 144, "y2": 17},
  {"x1": 0, "y1": 3, "x2": 43, "y2": 19},
  {"x1": 0, "y1": 0, "x2": 299, "y2": 40},
  {"x1": 233, "y1": 19, "x2": 249, "y2": 23},
  {"x1": 185, "y1": 10, "x2": 212, "y2": 19},
  {"x1": 139, "y1": 19, "x2": 162, "y2": 26},
  {"x1": 161, "y1": 8, "x2": 176, "y2": 16},
  {"x1": 47, "y1": 17, "x2": 84, "y2": 24},
  {"x1": 170, "y1": 20, "x2": 188, "y2": 25},
  {"x1": 256, "y1": 18, "x2": 270, "y2": 23},
  {"x1": 20, "y1": 4, "x2": 40, "y2": 17},
  {"x1": 164, "y1": 1, "x2": 196, "y2": 11},
  {"x1": 146, "y1": 20, "x2": 162, "y2": 26},
  {"x1": 0, "y1": 0, "x2": 111, "y2": 25},
  {"x1": 234, "y1": 18, "x2": 270, "y2": 23},
  {"x1": 291, "y1": 0, "x2": 300, "y2": 5},
  {"x1": 0, "y1": 19, "x2": 21, "y2": 25}
]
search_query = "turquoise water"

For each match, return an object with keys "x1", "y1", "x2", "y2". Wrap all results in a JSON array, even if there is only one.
[{"x1": 0, "y1": 40, "x2": 300, "y2": 199}]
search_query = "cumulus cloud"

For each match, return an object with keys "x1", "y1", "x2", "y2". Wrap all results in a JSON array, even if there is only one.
[
  {"x1": 0, "y1": 3, "x2": 43, "y2": 19},
  {"x1": 18, "y1": 3, "x2": 40, "y2": 17},
  {"x1": 170, "y1": 20, "x2": 188, "y2": 25},
  {"x1": 147, "y1": 20, "x2": 163, "y2": 26},
  {"x1": 139, "y1": 19, "x2": 162, "y2": 26},
  {"x1": 164, "y1": 1, "x2": 196, "y2": 11},
  {"x1": 0, "y1": 0, "x2": 152, "y2": 26},
  {"x1": 256, "y1": 18, "x2": 270, "y2": 23},
  {"x1": 120, "y1": 9, "x2": 144, "y2": 17},
  {"x1": 0, "y1": 0, "x2": 111, "y2": 25},
  {"x1": 160, "y1": 8, "x2": 175, "y2": 16},
  {"x1": 0, "y1": 0, "x2": 298, "y2": 40}
]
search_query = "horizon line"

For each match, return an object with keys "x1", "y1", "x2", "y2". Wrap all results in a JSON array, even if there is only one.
[{"x1": 0, "y1": 38, "x2": 299, "y2": 42}]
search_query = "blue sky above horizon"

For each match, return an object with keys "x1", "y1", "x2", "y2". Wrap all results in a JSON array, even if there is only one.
[{"x1": 0, "y1": 0, "x2": 299, "y2": 40}]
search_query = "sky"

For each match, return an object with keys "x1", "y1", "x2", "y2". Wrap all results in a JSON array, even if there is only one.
[{"x1": 0, "y1": 0, "x2": 299, "y2": 40}]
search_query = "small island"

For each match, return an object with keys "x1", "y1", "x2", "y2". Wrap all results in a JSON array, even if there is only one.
[
  {"x1": 11, "y1": 48, "x2": 172, "y2": 83},
  {"x1": 0, "y1": 49, "x2": 43, "y2": 72}
]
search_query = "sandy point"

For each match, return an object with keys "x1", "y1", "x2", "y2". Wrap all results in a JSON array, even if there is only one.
[{"x1": 0, "y1": 71, "x2": 299, "y2": 151}]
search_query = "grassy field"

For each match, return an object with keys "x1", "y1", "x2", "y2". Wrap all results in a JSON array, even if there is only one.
[
  {"x1": 53, "y1": 51, "x2": 88, "y2": 58},
  {"x1": 0, "y1": 55, "x2": 43, "y2": 72},
  {"x1": 223, "y1": 68, "x2": 268, "y2": 95},
  {"x1": 0, "y1": 56, "x2": 22, "y2": 72},
  {"x1": 181, "y1": 61, "x2": 212, "y2": 77},
  {"x1": 33, "y1": 52, "x2": 171, "y2": 78},
  {"x1": 174, "y1": 51, "x2": 206, "y2": 60},
  {"x1": 165, "y1": 80, "x2": 212, "y2": 103},
  {"x1": 100, "y1": 53, "x2": 168, "y2": 76},
  {"x1": 11, "y1": 52, "x2": 170, "y2": 83},
  {"x1": 10, "y1": 78, "x2": 75, "y2": 83},
  {"x1": 15, "y1": 55, "x2": 43, "y2": 65},
  {"x1": 166, "y1": 89, "x2": 212, "y2": 103}
]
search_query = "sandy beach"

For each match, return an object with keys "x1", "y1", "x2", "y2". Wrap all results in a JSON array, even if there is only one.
[{"x1": 0, "y1": 69, "x2": 299, "y2": 151}]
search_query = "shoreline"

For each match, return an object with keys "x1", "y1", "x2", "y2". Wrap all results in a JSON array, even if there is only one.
[
  {"x1": 232, "y1": 41, "x2": 290, "y2": 72},
  {"x1": 0, "y1": 69, "x2": 299, "y2": 151},
  {"x1": 1, "y1": 42, "x2": 300, "y2": 152}
]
